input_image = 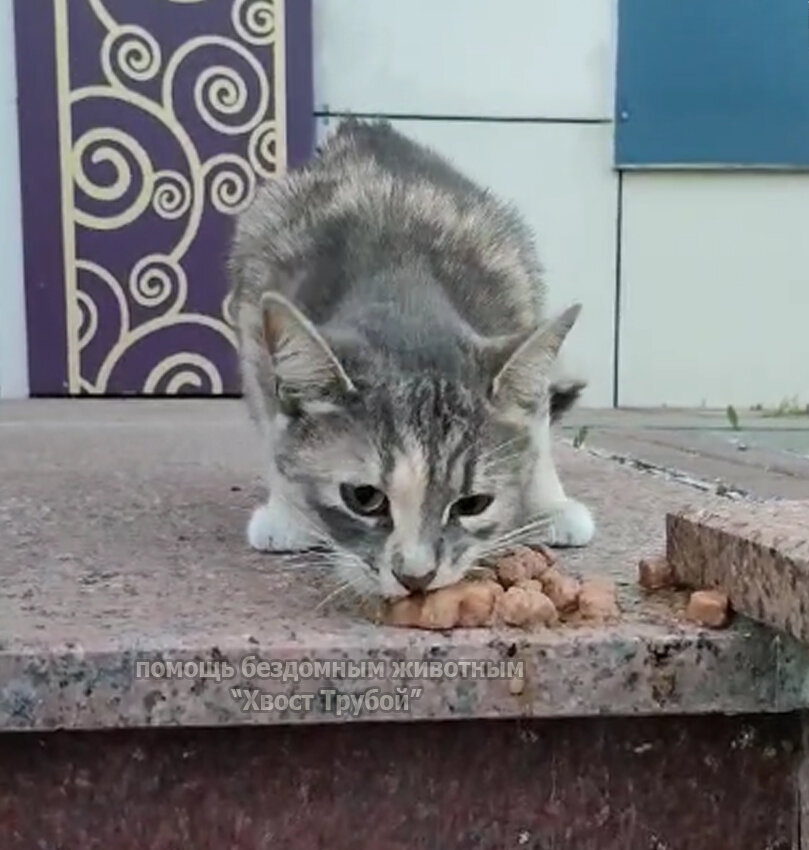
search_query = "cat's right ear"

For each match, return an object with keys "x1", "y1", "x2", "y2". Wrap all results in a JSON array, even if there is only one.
[
  {"x1": 261, "y1": 292, "x2": 355, "y2": 405},
  {"x1": 482, "y1": 304, "x2": 582, "y2": 413}
]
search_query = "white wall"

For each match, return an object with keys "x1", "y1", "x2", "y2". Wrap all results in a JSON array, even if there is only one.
[
  {"x1": 619, "y1": 172, "x2": 809, "y2": 408},
  {"x1": 313, "y1": 0, "x2": 620, "y2": 406},
  {"x1": 313, "y1": 0, "x2": 809, "y2": 410},
  {"x1": 0, "y1": 0, "x2": 27, "y2": 399},
  {"x1": 313, "y1": 0, "x2": 616, "y2": 120},
  {"x1": 317, "y1": 117, "x2": 618, "y2": 406}
]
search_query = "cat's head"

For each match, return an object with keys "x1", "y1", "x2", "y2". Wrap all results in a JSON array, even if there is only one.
[{"x1": 258, "y1": 292, "x2": 581, "y2": 599}]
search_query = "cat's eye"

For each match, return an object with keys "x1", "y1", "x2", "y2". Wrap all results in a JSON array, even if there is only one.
[
  {"x1": 340, "y1": 484, "x2": 390, "y2": 517},
  {"x1": 450, "y1": 494, "x2": 494, "y2": 519}
]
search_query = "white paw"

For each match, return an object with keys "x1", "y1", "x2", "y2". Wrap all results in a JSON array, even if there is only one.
[
  {"x1": 247, "y1": 500, "x2": 318, "y2": 552},
  {"x1": 542, "y1": 499, "x2": 595, "y2": 547}
]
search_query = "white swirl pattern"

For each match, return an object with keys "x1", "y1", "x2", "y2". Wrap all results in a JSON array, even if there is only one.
[
  {"x1": 248, "y1": 120, "x2": 278, "y2": 180},
  {"x1": 129, "y1": 255, "x2": 189, "y2": 311},
  {"x1": 144, "y1": 353, "x2": 225, "y2": 394},
  {"x1": 152, "y1": 170, "x2": 193, "y2": 220},
  {"x1": 72, "y1": 128, "x2": 155, "y2": 230},
  {"x1": 232, "y1": 0, "x2": 276, "y2": 46},
  {"x1": 56, "y1": 0, "x2": 286, "y2": 394},
  {"x1": 101, "y1": 24, "x2": 162, "y2": 85},
  {"x1": 203, "y1": 153, "x2": 258, "y2": 215},
  {"x1": 76, "y1": 291, "x2": 99, "y2": 351},
  {"x1": 191, "y1": 46, "x2": 269, "y2": 135}
]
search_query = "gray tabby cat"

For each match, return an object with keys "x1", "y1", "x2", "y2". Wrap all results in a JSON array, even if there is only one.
[{"x1": 227, "y1": 119, "x2": 594, "y2": 600}]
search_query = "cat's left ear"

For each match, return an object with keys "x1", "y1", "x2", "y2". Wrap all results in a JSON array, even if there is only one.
[
  {"x1": 261, "y1": 291, "x2": 355, "y2": 403},
  {"x1": 485, "y1": 304, "x2": 581, "y2": 411}
]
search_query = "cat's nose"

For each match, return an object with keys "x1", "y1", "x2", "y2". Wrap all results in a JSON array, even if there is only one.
[{"x1": 392, "y1": 567, "x2": 438, "y2": 594}]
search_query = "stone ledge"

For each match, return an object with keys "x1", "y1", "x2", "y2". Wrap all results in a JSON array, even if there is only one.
[
  {"x1": 3, "y1": 620, "x2": 806, "y2": 730},
  {"x1": 2, "y1": 400, "x2": 807, "y2": 731},
  {"x1": 667, "y1": 500, "x2": 809, "y2": 643}
]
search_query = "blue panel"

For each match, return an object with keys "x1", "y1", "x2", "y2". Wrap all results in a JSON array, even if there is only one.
[{"x1": 615, "y1": 0, "x2": 809, "y2": 168}]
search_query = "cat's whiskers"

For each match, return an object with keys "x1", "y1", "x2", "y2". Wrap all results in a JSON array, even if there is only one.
[
  {"x1": 315, "y1": 578, "x2": 356, "y2": 611},
  {"x1": 327, "y1": 547, "x2": 380, "y2": 598},
  {"x1": 476, "y1": 515, "x2": 554, "y2": 561},
  {"x1": 491, "y1": 523, "x2": 552, "y2": 551},
  {"x1": 479, "y1": 450, "x2": 524, "y2": 465},
  {"x1": 259, "y1": 499, "x2": 375, "y2": 595},
  {"x1": 478, "y1": 452, "x2": 525, "y2": 474},
  {"x1": 271, "y1": 552, "x2": 342, "y2": 571},
  {"x1": 476, "y1": 437, "x2": 524, "y2": 465},
  {"x1": 271, "y1": 490, "x2": 337, "y2": 550},
  {"x1": 270, "y1": 545, "x2": 371, "y2": 604}
]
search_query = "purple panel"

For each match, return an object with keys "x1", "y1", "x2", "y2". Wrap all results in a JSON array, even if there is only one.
[
  {"x1": 285, "y1": 0, "x2": 314, "y2": 169},
  {"x1": 14, "y1": 0, "x2": 314, "y2": 396},
  {"x1": 13, "y1": 0, "x2": 68, "y2": 395}
]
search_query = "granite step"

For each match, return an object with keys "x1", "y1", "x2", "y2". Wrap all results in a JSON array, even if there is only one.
[{"x1": 0, "y1": 400, "x2": 806, "y2": 849}]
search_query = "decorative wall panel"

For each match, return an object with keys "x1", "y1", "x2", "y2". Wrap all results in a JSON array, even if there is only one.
[{"x1": 15, "y1": 0, "x2": 313, "y2": 395}]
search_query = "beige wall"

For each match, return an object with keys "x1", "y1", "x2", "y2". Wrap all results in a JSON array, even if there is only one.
[
  {"x1": 619, "y1": 172, "x2": 809, "y2": 407},
  {"x1": 313, "y1": 0, "x2": 809, "y2": 410},
  {"x1": 313, "y1": 0, "x2": 619, "y2": 407}
]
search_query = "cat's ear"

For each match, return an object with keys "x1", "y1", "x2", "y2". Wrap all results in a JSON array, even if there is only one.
[
  {"x1": 261, "y1": 291, "x2": 355, "y2": 403},
  {"x1": 485, "y1": 304, "x2": 581, "y2": 411}
]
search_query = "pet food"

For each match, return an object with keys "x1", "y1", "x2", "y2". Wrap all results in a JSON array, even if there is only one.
[{"x1": 686, "y1": 589, "x2": 730, "y2": 628}]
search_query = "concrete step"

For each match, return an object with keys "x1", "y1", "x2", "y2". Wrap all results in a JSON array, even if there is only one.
[{"x1": 0, "y1": 400, "x2": 807, "y2": 849}]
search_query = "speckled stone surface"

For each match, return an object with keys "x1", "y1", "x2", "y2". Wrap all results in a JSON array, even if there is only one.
[
  {"x1": 561, "y1": 407, "x2": 809, "y2": 502},
  {"x1": 2, "y1": 400, "x2": 808, "y2": 731},
  {"x1": 668, "y1": 502, "x2": 809, "y2": 647},
  {"x1": 0, "y1": 715, "x2": 800, "y2": 850}
]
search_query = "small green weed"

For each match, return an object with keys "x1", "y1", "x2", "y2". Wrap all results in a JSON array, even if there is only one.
[
  {"x1": 761, "y1": 396, "x2": 808, "y2": 418},
  {"x1": 725, "y1": 405, "x2": 740, "y2": 431},
  {"x1": 572, "y1": 426, "x2": 589, "y2": 449}
]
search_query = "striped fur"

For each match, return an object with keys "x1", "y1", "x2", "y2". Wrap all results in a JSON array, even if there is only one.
[{"x1": 227, "y1": 119, "x2": 591, "y2": 598}]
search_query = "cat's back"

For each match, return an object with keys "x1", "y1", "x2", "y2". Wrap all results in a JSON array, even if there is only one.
[
  {"x1": 229, "y1": 120, "x2": 545, "y2": 335},
  {"x1": 317, "y1": 119, "x2": 484, "y2": 200}
]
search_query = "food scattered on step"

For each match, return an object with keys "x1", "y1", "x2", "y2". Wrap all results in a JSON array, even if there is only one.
[
  {"x1": 686, "y1": 589, "x2": 731, "y2": 629},
  {"x1": 495, "y1": 545, "x2": 552, "y2": 586},
  {"x1": 387, "y1": 579, "x2": 503, "y2": 629},
  {"x1": 508, "y1": 675, "x2": 526, "y2": 696},
  {"x1": 636, "y1": 553, "x2": 733, "y2": 629},
  {"x1": 384, "y1": 546, "x2": 618, "y2": 631},
  {"x1": 496, "y1": 581, "x2": 558, "y2": 627},
  {"x1": 577, "y1": 578, "x2": 620, "y2": 622},
  {"x1": 541, "y1": 567, "x2": 581, "y2": 613},
  {"x1": 638, "y1": 555, "x2": 675, "y2": 591},
  {"x1": 457, "y1": 580, "x2": 505, "y2": 628}
]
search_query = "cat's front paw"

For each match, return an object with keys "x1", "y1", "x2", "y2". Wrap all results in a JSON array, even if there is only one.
[
  {"x1": 541, "y1": 498, "x2": 595, "y2": 548},
  {"x1": 247, "y1": 500, "x2": 317, "y2": 552}
]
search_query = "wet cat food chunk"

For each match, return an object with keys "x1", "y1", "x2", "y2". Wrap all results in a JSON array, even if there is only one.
[
  {"x1": 495, "y1": 546, "x2": 553, "y2": 587},
  {"x1": 638, "y1": 555, "x2": 675, "y2": 591},
  {"x1": 386, "y1": 580, "x2": 502, "y2": 630},
  {"x1": 496, "y1": 582, "x2": 558, "y2": 627},
  {"x1": 458, "y1": 579, "x2": 504, "y2": 627},
  {"x1": 386, "y1": 595, "x2": 429, "y2": 628},
  {"x1": 578, "y1": 578, "x2": 620, "y2": 622},
  {"x1": 540, "y1": 568, "x2": 581, "y2": 613},
  {"x1": 383, "y1": 547, "x2": 621, "y2": 631},
  {"x1": 508, "y1": 675, "x2": 526, "y2": 695},
  {"x1": 686, "y1": 589, "x2": 730, "y2": 628}
]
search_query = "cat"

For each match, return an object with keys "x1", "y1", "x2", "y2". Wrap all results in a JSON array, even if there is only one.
[{"x1": 227, "y1": 119, "x2": 594, "y2": 600}]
